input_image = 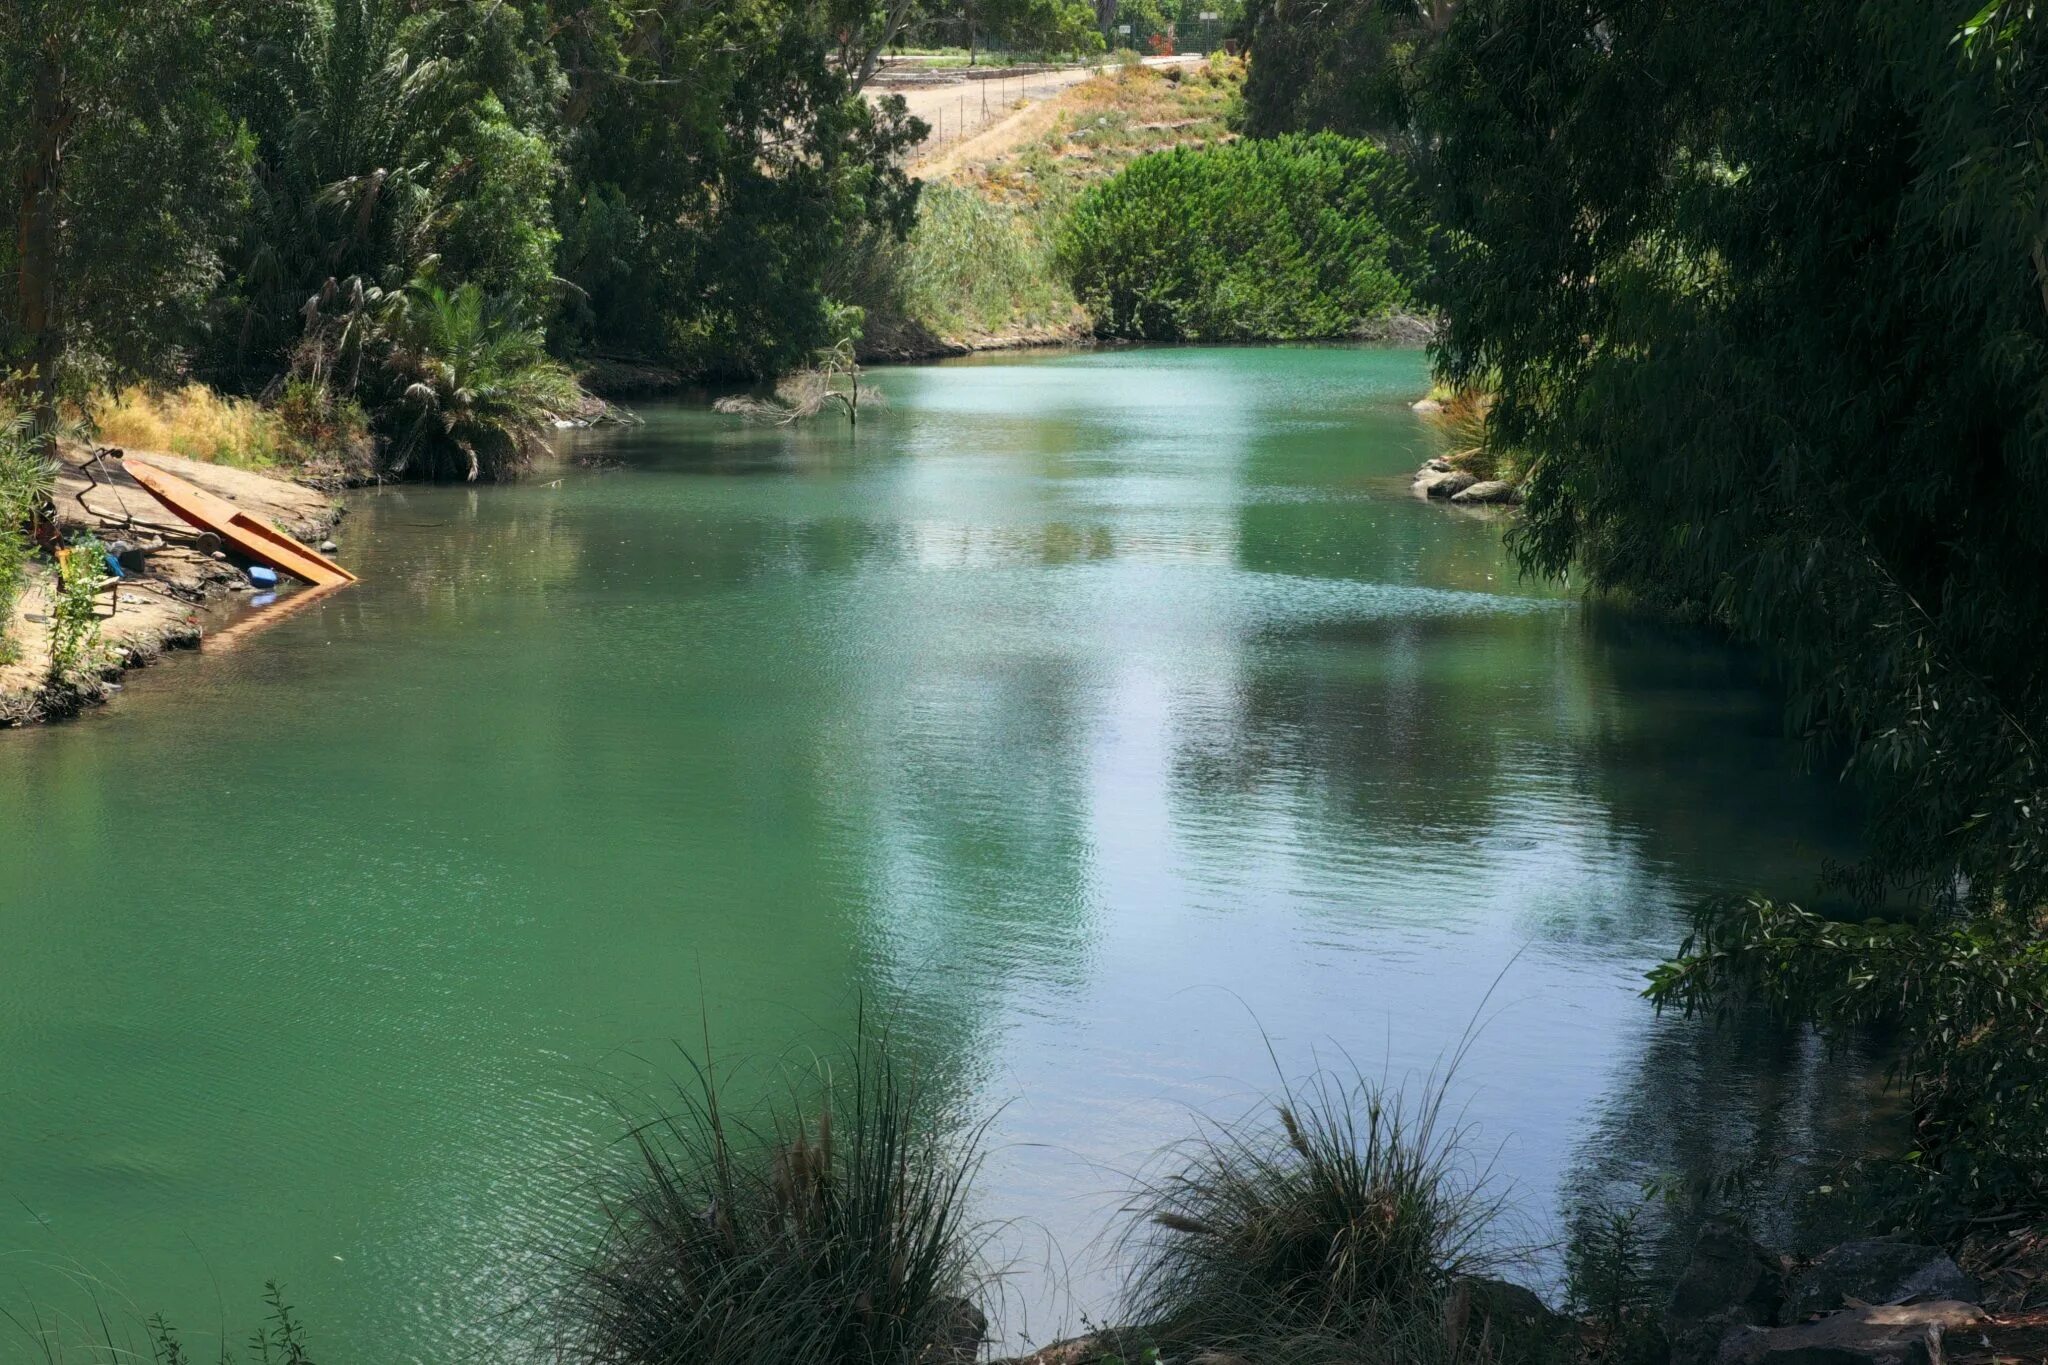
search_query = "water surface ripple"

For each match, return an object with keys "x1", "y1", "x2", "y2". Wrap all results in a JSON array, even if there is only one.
[{"x1": 1, "y1": 347, "x2": 1873, "y2": 1360}]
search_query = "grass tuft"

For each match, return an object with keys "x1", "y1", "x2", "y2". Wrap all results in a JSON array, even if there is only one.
[
  {"x1": 556, "y1": 1031, "x2": 991, "y2": 1365},
  {"x1": 1120, "y1": 1064, "x2": 1520, "y2": 1364}
]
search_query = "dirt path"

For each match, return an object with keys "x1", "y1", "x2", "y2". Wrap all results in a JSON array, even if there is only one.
[
  {"x1": 869, "y1": 55, "x2": 1203, "y2": 168},
  {"x1": 0, "y1": 447, "x2": 346, "y2": 725}
]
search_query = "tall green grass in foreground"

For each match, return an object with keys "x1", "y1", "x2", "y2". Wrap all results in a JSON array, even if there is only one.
[
  {"x1": 554, "y1": 1035, "x2": 992, "y2": 1365},
  {"x1": 1118, "y1": 1066, "x2": 1523, "y2": 1365},
  {"x1": 7, "y1": 1040, "x2": 1568, "y2": 1365}
]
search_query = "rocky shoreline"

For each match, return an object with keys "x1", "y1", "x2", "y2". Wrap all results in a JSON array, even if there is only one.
[
  {"x1": 0, "y1": 447, "x2": 345, "y2": 727},
  {"x1": 1411, "y1": 452, "x2": 1523, "y2": 507},
  {"x1": 981, "y1": 1224, "x2": 2048, "y2": 1365}
]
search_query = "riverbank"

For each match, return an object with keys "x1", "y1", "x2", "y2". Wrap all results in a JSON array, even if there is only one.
[
  {"x1": 0, "y1": 445, "x2": 343, "y2": 726},
  {"x1": 848, "y1": 59, "x2": 1248, "y2": 362}
]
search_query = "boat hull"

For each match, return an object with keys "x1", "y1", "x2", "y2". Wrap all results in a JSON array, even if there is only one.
[{"x1": 124, "y1": 459, "x2": 357, "y2": 588}]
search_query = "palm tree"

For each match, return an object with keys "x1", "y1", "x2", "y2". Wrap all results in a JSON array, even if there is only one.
[
  {"x1": 385, "y1": 281, "x2": 580, "y2": 482},
  {"x1": 230, "y1": 0, "x2": 456, "y2": 377}
]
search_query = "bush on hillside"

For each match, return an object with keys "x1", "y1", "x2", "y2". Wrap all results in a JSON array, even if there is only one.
[{"x1": 1055, "y1": 133, "x2": 1416, "y2": 341}]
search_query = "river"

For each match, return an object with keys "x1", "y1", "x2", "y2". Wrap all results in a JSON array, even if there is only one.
[{"x1": 0, "y1": 346, "x2": 1878, "y2": 1361}]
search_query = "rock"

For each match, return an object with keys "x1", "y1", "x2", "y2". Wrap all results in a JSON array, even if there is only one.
[
  {"x1": 1447, "y1": 1276, "x2": 1562, "y2": 1356},
  {"x1": 1422, "y1": 456, "x2": 1454, "y2": 474},
  {"x1": 926, "y1": 1296, "x2": 987, "y2": 1365},
  {"x1": 1451, "y1": 479, "x2": 1520, "y2": 505},
  {"x1": 1414, "y1": 469, "x2": 1477, "y2": 499},
  {"x1": 1718, "y1": 1301, "x2": 1987, "y2": 1365},
  {"x1": 319, "y1": 539, "x2": 340, "y2": 553},
  {"x1": 1784, "y1": 1244, "x2": 1980, "y2": 1324},
  {"x1": 1412, "y1": 397, "x2": 1446, "y2": 415},
  {"x1": 992, "y1": 1336, "x2": 1106, "y2": 1365},
  {"x1": 1667, "y1": 1220, "x2": 1789, "y2": 1365}
]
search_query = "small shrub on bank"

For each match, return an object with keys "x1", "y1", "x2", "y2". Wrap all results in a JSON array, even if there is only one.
[
  {"x1": 50, "y1": 533, "x2": 108, "y2": 683},
  {"x1": 1428, "y1": 387, "x2": 1520, "y2": 484},
  {"x1": 1056, "y1": 134, "x2": 1416, "y2": 341},
  {"x1": 276, "y1": 380, "x2": 376, "y2": 480},
  {"x1": 1122, "y1": 1066, "x2": 1518, "y2": 1363},
  {"x1": 557, "y1": 1034, "x2": 989, "y2": 1365},
  {"x1": 0, "y1": 404, "x2": 57, "y2": 663},
  {"x1": 0, "y1": 527, "x2": 27, "y2": 666}
]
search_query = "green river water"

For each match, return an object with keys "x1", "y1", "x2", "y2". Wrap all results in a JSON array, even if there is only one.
[{"x1": 1, "y1": 347, "x2": 1877, "y2": 1360}]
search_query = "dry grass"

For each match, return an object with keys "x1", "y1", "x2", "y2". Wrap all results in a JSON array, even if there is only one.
[
  {"x1": 1425, "y1": 388, "x2": 1515, "y2": 482},
  {"x1": 955, "y1": 56, "x2": 1245, "y2": 216},
  {"x1": 859, "y1": 56, "x2": 1244, "y2": 349},
  {"x1": 90, "y1": 385, "x2": 292, "y2": 470},
  {"x1": 87, "y1": 382, "x2": 376, "y2": 481}
]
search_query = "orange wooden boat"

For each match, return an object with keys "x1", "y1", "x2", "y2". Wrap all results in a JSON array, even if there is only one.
[{"x1": 124, "y1": 459, "x2": 357, "y2": 588}]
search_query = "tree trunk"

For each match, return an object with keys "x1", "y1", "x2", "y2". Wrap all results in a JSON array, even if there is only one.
[
  {"x1": 15, "y1": 36, "x2": 71, "y2": 418},
  {"x1": 851, "y1": 0, "x2": 919, "y2": 93}
]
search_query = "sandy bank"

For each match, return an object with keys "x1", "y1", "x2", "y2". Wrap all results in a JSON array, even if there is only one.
[{"x1": 0, "y1": 447, "x2": 346, "y2": 726}]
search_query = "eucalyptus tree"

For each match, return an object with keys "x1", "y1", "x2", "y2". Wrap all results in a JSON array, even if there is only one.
[
  {"x1": 551, "y1": 0, "x2": 925, "y2": 377},
  {"x1": 0, "y1": 0, "x2": 249, "y2": 406},
  {"x1": 1416, "y1": 0, "x2": 2048, "y2": 1222}
]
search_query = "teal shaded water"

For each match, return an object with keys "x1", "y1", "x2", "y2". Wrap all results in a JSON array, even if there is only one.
[{"x1": 1, "y1": 348, "x2": 1873, "y2": 1360}]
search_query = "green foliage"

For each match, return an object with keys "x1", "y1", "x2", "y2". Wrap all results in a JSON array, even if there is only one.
[
  {"x1": 0, "y1": 402, "x2": 57, "y2": 530},
  {"x1": 13, "y1": 0, "x2": 937, "y2": 475},
  {"x1": 384, "y1": 282, "x2": 580, "y2": 482},
  {"x1": 554, "y1": 0, "x2": 926, "y2": 379},
  {"x1": 0, "y1": 526, "x2": 26, "y2": 665},
  {"x1": 978, "y1": 0, "x2": 1107, "y2": 55},
  {"x1": 50, "y1": 533, "x2": 106, "y2": 682},
  {"x1": 1056, "y1": 134, "x2": 1414, "y2": 341},
  {"x1": 1418, "y1": 0, "x2": 2048, "y2": 919},
  {"x1": 1648, "y1": 897, "x2": 2048, "y2": 1228},
  {"x1": 1410, "y1": 0, "x2": 2048, "y2": 1220},
  {"x1": 1122, "y1": 1066, "x2": 1514, "y2": 1362},
  {"x1": 895, "y1": 182, "x2": 1076, "y2": 339},
  {"x1": 1240, "y1": 0, "x2": 1451, "y2": 140},
  {"x1": 556, "y1": 1033, "x2": 988, "y2": 1365},
  {"x1": 220, "y1": 0, "x2": 561, "y2": 382},
  {"x1": 0, "y1": 1, "x2": 251, "y2": 393}
]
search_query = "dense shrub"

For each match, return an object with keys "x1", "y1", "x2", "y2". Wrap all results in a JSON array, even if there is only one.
[
  {"x1": 1055, "y1": 133, "x2": 1414, "y2": 341},
  {"x1": 1414, "y1": 0, "x2": 2048, "y2": 1224},
  {"x1": 0, "y1": 406, "x2": 56, "y2": 662}
]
